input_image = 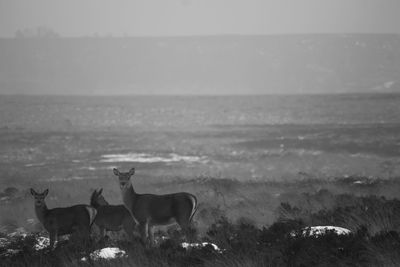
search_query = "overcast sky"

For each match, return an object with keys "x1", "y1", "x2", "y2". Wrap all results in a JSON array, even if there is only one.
[{"x1": 1, "y1": 0, "x2": 399, "y2": 37}]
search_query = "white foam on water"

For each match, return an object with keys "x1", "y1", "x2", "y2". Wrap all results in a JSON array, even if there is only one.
[
  {"x1": 81, "y1": 247, "x2": 127, "y2": 261},
  {"x1": 41, "y1": 176, "x2": 105, "y2": 182},
  {"x1": 41, "y1": 176, "x2": 86, "y2": 182},
  {"x1": 79, "y1": 165, "x2": 119, "y2": 171},
  {"x1": 25, "y1": 163, "x2": 46, "y2": 167},
  {"x1": 350, "y1": 153, "x2": 375, "y2": 159},
  {"x1": 259, "y1": 149, "x2": 322, "y2": 157},
  {"x1": 100, "y1": 153, "x2": 207, "y2": 164}
]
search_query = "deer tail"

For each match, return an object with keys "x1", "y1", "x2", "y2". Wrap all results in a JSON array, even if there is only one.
[
  {"x1": 188, "y1": 194, "x2": 198, "y2": 222},
  {"x1": 85, "y1": 206, "x2": 97, "y2": 227}
]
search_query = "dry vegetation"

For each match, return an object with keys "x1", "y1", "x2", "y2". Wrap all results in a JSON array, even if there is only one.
[
  {"x1": 2, "y1": 175, "x2": 400, "y2": 266},
  {"x1": 1, "y1": 120, "x2": 400, "y2": 266}
]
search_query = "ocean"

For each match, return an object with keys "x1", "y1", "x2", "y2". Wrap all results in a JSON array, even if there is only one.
[
  {"x1": 0, "y1": 93, "x2": 400, "y2": 182},
  {"x1": 1, "y1": 94, "x2": 400, "y2": 130}
]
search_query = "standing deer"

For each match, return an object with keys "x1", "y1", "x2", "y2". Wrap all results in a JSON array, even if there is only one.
[
  {"x1": 30, "y1": 188, "x2": 97, "y2": 249},
  {"x1": 113, "y1": 167, "x2": 197, "y2": 246},
  {"x1": 90, "y1": 188, "x2": 137, "y2": 241}
]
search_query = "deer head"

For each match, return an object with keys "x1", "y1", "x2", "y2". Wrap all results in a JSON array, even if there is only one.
[
  {"x1": 113, "y1": 167, "x2": 135, "y2": 190},
  {"x1": 90, "y1": 188, "x2": 109, "y2": 207},
  {"x1": 30, "y1": 188, "x2": 49, "y2": 206}
]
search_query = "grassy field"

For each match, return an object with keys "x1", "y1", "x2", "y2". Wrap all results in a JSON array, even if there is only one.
[
  {"x1": 1, "y1": 125, "x2": 400, "y2": 266},
  {"x1": 2, "y1": 184, "x2": 400, "y2": 266}
]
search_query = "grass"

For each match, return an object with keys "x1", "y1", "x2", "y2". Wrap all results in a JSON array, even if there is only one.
[
  {"x1": 2, "y1": 181, "x2": 400, "y2": 266},
  {"x1": 2, "y1": 213, "x2": 400, "y2": 266},
  {"x1": 2, "y1": 126, "x2": 400, "y2": 266}
]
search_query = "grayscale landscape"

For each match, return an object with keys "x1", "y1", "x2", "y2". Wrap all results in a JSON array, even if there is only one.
[{"x1": 1, "y1": 1, "x2": 400, "y2": 266}]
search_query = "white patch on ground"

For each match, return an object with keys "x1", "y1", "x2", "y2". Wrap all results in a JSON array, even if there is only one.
[
  {"x1": 155, "y1": 235, "x2": 169, "y2": 244},
  {"x1": 8, "y1": 228, "x2": 27, "y2": 238},
  {"x1": 34, "y1": 236, "x2": 50, "y2": 250},
  {"x1": 1, "y1": 249, "x2": 21, "y2": 257},
  {"x1": 181, "y1": 242, "x2": 223, "y2": 253},
  {"x1": 26, "y1": 218, "x2": 36, "y2": 226},
  {"x1": 100, "y1": 153, "x2": 207, "y2": 164},
  {"x1": 81, "y1": 247, "x2": 127, "y2": 261},
  {"x1": 292, "y1": 226, "x2": 351, "y2": 237},
  {"x1": 0, "y1": 196, "x2": 10, "y2": 202},
  {"x1": 0, "y1": 238, "x2": 10, "y2": 248}
]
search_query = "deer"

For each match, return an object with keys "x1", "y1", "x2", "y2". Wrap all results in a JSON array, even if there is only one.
[
  {"x1": 30, "y1": 188, "x2": 97, "y2": 249},
  {"x1": 113, "y1": 167, "x2": 197, "y2": 246},
  {"x1": 90, "y1": 188, "x2": 137, "y2": 241}
]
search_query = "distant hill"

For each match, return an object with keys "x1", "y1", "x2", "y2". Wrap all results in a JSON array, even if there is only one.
[{"x1": 0, "y1": 34, "x2": 399, "y2": 95}]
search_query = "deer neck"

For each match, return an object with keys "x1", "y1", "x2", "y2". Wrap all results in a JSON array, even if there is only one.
[
  {"x1": 34, "y1": 202, "x2": 48, "y2": 225},
  {"x1": 91, "y1": 198, "x2": 103, "y2": 209},
  {"x1": 122, "y1": 182, "x2": 137, "y2": 209}
]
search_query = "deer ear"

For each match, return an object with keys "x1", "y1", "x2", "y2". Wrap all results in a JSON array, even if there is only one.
[
  {"x1": 30, "y1": 188, "x2": 36, "y2": 196},
  {"x1": 98, "y1": 188, "x2": 103, "y2": 195},
  {"x1": 43, "y1": 189, "x2": 49, "y2": 196},
  {"x1": 129, "y1": 168, "x2": 135, "y2": 176},
  {"x1": 113, "y1": 168, "x2": 120, "y2": 176}
]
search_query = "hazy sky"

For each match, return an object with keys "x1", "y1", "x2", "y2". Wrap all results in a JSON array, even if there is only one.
[{"x1": 1, "y1": 0, "x2": 399, "y2": 37}]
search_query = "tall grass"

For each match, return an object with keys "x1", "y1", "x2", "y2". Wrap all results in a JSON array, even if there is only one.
[{"x1": 2, "y1": 201, "x2": 400, "y2": 266}]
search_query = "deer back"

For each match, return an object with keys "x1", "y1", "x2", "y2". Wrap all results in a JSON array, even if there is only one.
[
  {"x1": 44, "y1": 204, "x2": 96, "y2": 235},
  {"x1": 94, "y1": 205, "x2": 134, "y2": 230},
  {"x1": 132, "y1": 192, "x2": 196, "y2": 224}
]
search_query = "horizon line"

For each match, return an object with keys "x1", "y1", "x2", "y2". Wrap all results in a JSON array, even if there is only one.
[
  {"x1": 1, "y1": 92, "x2": 399, "y2": 97},
  {"x1": 1, "y1": 32, "x2": 400, "y2": 39}
]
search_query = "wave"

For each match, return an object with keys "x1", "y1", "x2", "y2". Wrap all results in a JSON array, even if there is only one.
[
  {"x1": 99, "y1": 153, "x2": 207, "y2": 164},
  {"x1": 40, "y1": 176, "x2": 88, "y2": 182},
  {"x1": 79, "y1": 165, "x2": 118, "y2": 171}
]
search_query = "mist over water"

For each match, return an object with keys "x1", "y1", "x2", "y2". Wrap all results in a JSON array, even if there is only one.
[{"x1": 1, "y1": 94, "x2": 400, "y2": 131}]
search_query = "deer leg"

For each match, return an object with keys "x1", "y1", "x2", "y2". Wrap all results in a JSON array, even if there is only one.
[
  {"x1": 83, "y1": 225, "x2": 92, "y2": 247},
  {"x1": 54, "y1": 233, "x2": 59, "y2": 248},
  {"x1": 127, "y1": 228, "x2": 135, "y2": 243},
  {"x1": 177, "y1": 216, "x2": 196, "y2": 242},
  {"x1": 99, "y1": 226, "x2": 106, "y2": 239},
  {"x1": 148, "y1": 225, "x2": 155, "y2": 246},
  {"x1": 49, "y1": 230, "x2": 57, "y2": 250},
  {"x1": 123, "y1": 220, "x2": 136, "y2": 242},
  {"x1": 139, "y1": 223, "x2": 148, "y2": 246},
  {"x1": 49, "y1": 232, "x2": 54, "y2": 249},
  {"x1": 74, "y1": 223, "x2": 91, "y2": 249}
]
